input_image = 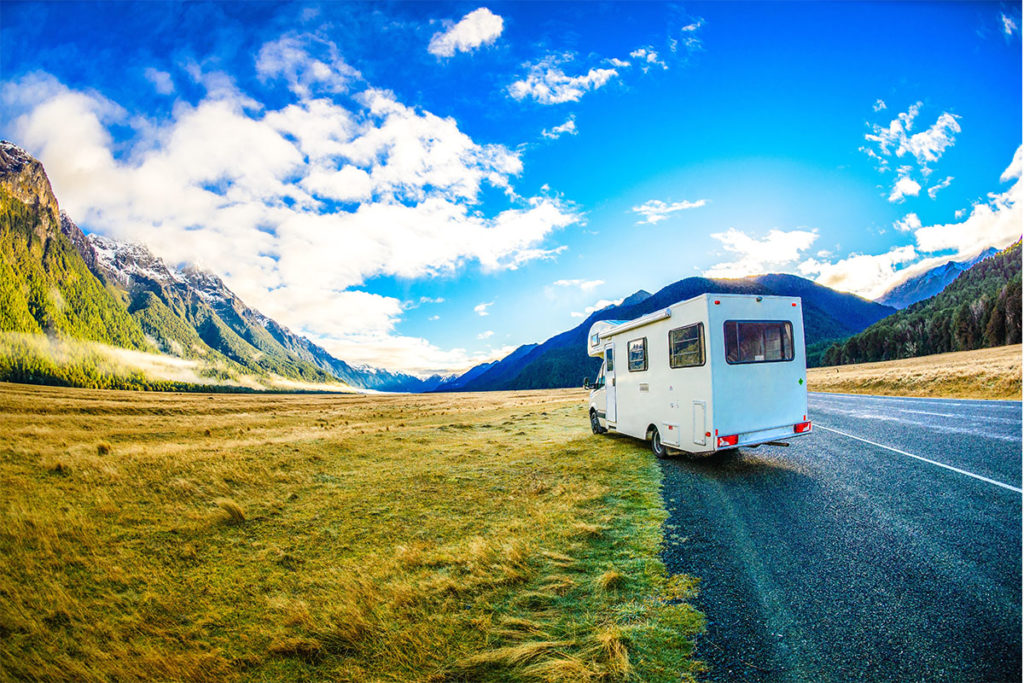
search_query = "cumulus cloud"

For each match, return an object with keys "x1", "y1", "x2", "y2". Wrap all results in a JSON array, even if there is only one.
[
  {"x1": 256, "y1": 33, "x2": 361, "y2": 98},
  {"x1": 508, "y1": 54, "x2": 619, "y2": 104},
  {"x1": 474, "y1": 301, "x2": 493, "y2": 316},
  {"x1": 798, "y1": 246, "x2": 919, "y2": 300},
  {"x1": 541, "y1": 115, "x2": 577, "y2": 139},
  {"x1": 863, "y1": 101, "x2": 960, "y2": 202},
  {"x1": 144, "y1": 68, "x2": 174, "y2": 95},
  {"x1": 893, "y1": 213, "x2": 922, "y2": 233},
  {"x1": 873, "y1": 99, "x2": 887, "y2": 112},
  {"x1": 428, "y1": 7, "x2": 504, "y2": 57},
  {"x1": 704, "y1": 228, "x2": 818, "y2": 277},
  {"x1": 1000, "y1": 144, "x2": 1023, "y2": 182},
  {"x1": 632, "y1": 198, "x2": 707, "y2": 225},
  {"x1": 629, "y1": 47, "x2": 667, "y2": 71},
  {"x1": 2, "y1": 38, "x2": 578, "y2": 374},
  {"x1": 889, "y1": 173, "x2": 922, "y2": 203}
]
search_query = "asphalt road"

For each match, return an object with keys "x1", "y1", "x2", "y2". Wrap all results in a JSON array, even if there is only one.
[{"x1": 658, "y1": 392, "x2": 1022, "y2": 682}]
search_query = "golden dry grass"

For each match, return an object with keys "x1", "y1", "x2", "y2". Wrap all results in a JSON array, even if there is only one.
[
  {"x1": 808, "y1": 344, "x2": 1022, "y2": 400},
  {"x1": 0, "y1": 382, "x2": 703, "y2": 682}
]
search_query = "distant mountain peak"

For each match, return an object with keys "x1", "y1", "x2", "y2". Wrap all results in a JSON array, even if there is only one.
[
  {"x1": 876, "y1": 247, "x2": 1001, "y2": 309},
  {"x1": 620, "y1": 289, "x2": 652, "y2": 308}
]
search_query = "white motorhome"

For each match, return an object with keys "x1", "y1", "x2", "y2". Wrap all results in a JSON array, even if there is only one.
[{"x1": 586, "y1": 293, "x2": 812, "y2": 457}]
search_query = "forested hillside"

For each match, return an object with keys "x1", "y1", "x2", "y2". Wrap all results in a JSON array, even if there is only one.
[{"x1": 822, "y1": 241, "x2": 1021, "y2": 366}]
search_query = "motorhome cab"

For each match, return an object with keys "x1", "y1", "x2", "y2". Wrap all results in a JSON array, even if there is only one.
[{"x1": 587, "y1": 293, "x2": 811, "y2": 457}]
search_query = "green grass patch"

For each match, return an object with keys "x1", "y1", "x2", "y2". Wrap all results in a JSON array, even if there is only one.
[{"x1": 0, "y1": 384, "x2": 703, "y2": 681}]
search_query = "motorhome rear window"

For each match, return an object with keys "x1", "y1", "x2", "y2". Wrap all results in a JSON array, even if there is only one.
[
  {"x1": 669, "y1": 323, "x2": 704, "y2": 368},
  {"x1": 627, "y1": 338, "x2": 647, "y2": 372},
  {"x1": 724, "y1": 321, "x2": 794, "y2": 364}
]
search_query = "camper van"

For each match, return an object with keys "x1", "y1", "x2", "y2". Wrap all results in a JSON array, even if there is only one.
[{"x1": 586, "y1": 293, "x2": 811, "y2": 457}]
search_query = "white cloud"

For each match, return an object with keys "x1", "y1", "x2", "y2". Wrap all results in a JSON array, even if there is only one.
[
  {"x1": 607, "y1": 57, "x2": 631, "y2": 68},
  {"x1": 704, "y1": 228, "x2": 818, "y2": 277},
  {"x1": 508, "y1": 54, "x2": 619, "y2": 104},
  {"x1": 571, "y1": 297, "x2": 624, "y2": 319},
  {"x1": 679, "y1": 19, "x2": 705, "y2": 51},
  {"x1": 553, "y1": 278, "x2": 603, "y2": 291},
  {"x1": 873, "y1": 99, "x2": 887, "y2": 112},
  {"x1": 888, "y1": 172, "x2": 922, "y2": 203},
  {"x1": 1002, "y1": 13, "x2": 1019, "y2": 36},
  {"x1": 429, "y1": 314, "x2": 440, "y2": 321},
  {"x1": 477, "y1": 330, "x2": 494, "y2": 340},
  {"x1": 926, "y1": 175, "x2": 953, "y2": 199},
  {"x1": 632, "y1": 198, "x2": 707, "y2": 225},
  {"x1": 474, "y1": 301, "x2": 493, "y2": 316},
  {"x1": 256, "y1": 33, "x2": 361, "y2": 99},
  {"x1": 864, "y1": 102, "x2": 961, "y2": 201},
  {"x1": 800, "y1": 146, "x2": 1022, "y2": 299},
  {"x1": 144, "y1": 68, "x2": 174, "y2": 95},
  {"x1": 428, "y1": 7, "x2": 504, "y2": 57},
  {"x1": 2, "y1": 39, "x2": 579, "y2": 375},
  {"x1": 893, "y1": 213, "x2": 922, "y2": 233},
  {"x1": 1000, "y1": 144, "x2": 1023, "y2": 182},
  {"x1": 541, "y1": 115, "x2": 577, "y2": 139},
  {"x1": 798, "y1": 246, "x2": 919, "y2": 300},
  {"x1": 629, "y1": 47, "x2": 667, "y2": 71}
]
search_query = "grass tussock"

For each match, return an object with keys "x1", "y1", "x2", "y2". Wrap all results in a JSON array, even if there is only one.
[
  {"x1": 0, "y1": 383, "x2": 703, "y2": 682},
  {"x1": 214, "y1": 497, "x2": 246, "y2": 524},
  {"x1": 809, "y1": 344, "x2": 1021, "y2": 400}
]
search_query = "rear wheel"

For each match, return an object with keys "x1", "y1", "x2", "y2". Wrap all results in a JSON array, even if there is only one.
[
  {"x1": 590, "y1": 410, "x2": 606, "y2": 434},
  {"x1": 650, "y1": 427, "x2": 668, "y2": 459}
]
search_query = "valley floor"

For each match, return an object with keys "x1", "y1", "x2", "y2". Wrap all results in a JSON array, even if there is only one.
[
  {"x1": 808, "y1": 344, "x2": 1022, "y2": 400},
  {"x1": 0, "y1": 383, "x2": 702, "y2": 682}
]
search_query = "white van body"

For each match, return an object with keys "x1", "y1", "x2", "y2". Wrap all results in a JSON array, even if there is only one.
[{"x1": 586, "y1": 293, "x2": 811, "y2": 456}]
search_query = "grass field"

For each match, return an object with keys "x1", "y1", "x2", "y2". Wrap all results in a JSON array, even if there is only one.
[
  {"x1": 0, "y1": 383, "x2": 704, "y2": 682},
  {"x1": 808, "y1": 344, "x2": 1022, "y2": 400}
]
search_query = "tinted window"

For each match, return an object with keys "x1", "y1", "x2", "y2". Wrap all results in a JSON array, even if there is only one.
[
  {"x1": 724, "y1": 321, "x2": 794, "y2": 364},
  {"x1": 669, "y1": 323, "x2": 704, "y2": 368},
  {"x1": 605, "y1": 347, "x2": 614, "y2": 372},
  {"x1": 627, "y1": 338, "x2": 647, "y2": 372}
]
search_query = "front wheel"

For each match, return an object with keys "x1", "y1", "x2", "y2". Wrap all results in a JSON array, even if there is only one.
[
  {"x1": 651, "y1": 427, "x2": 668, "y2": 459},
  {"x1": 590, "y1": 410, "x2": 606, "y2": 434}
]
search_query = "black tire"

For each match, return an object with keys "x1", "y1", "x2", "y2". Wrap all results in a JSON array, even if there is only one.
[
  {"x1": 651, "y1": 427, "x2": 669, "y2": 459},
  {"x1": 590, "y1": 410, "x2": 606, "y2": 434}
]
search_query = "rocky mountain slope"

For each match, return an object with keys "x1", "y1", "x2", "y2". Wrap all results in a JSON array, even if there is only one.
[{"x1": 876, "y1": 247, "x2": 999, "y2": 309}]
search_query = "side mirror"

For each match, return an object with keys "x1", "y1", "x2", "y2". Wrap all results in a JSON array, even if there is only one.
[{"x1": 583, "y1": 378, "x2": 591, "y2": 389}]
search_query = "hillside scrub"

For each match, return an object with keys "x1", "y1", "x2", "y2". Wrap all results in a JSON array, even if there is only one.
[{"x1": 0, "y1": 384, "x2": 704, "y2": 681}]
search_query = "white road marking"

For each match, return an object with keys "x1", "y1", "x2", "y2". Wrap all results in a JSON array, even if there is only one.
[{"x1": 816, "y1": 424, "x2": 1023, "y2": 494}]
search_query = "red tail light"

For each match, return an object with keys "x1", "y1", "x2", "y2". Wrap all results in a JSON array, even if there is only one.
[
  {"x1": 717, "y1": 434, "x2": 738, "y2": 448},
  {"x1": 794, "y1": 421, "x2": 812, "y2": 433}
]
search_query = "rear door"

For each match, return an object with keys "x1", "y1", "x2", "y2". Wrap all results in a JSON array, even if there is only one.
[{"x1": 604, "y1": 345, "x2": 617, "y2": 422}]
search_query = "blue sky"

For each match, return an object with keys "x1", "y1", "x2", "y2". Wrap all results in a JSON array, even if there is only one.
[{"x1": 2, "y1": 1, "x2": 1021, "y2": 374}]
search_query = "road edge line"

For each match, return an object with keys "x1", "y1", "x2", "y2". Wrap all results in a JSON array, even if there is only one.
[{"x1": 815, "y1": 424, "x2": 1023, "y2": 495}]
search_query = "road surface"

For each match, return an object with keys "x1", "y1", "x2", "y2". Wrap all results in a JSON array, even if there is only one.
[{"x1": 659, "y1": 392, "x2": 1022, "y2": 682}]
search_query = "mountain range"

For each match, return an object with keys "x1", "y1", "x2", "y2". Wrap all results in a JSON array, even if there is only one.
[
  {"x1": 875, "y1": 247, "x2": 1000, "y2": 309},
  {"x1": 4, "y1": 140, "x2": 1011, "y2": 394},
  {"x1": 436, "y1": 274, "x2": 896, "y2": 392},
  {"x1": 0, "y1": 140, "x2": 437, "y2": 391}
]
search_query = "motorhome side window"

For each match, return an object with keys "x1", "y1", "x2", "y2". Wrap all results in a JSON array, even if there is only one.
[
  {"x1": 627, "y1": 338, "x2": 647, "y2": 372},
  {"x1": 724, "y1": 321, "x2": 794, "y2": 364},
  {"x1": 668, "y1": 323, "x2": 704, "y2": 368},
  {"x1": 605, "y1": 347, "x2": 614, "y2": 372}
]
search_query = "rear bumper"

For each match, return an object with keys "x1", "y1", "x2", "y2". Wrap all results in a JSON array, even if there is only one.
[{"x1": 725, "y1": 422, "x2": 811, "y2": 449}]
